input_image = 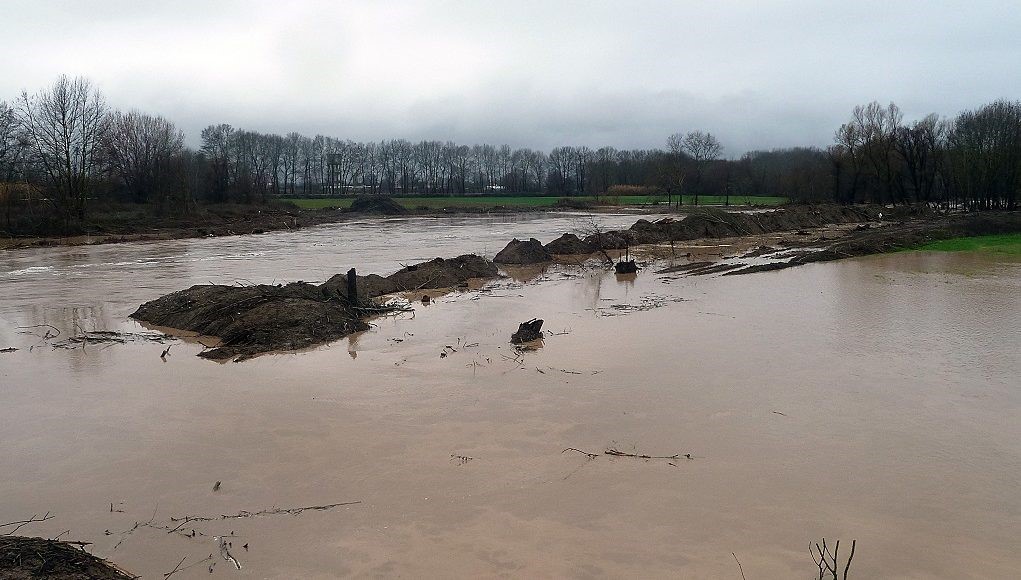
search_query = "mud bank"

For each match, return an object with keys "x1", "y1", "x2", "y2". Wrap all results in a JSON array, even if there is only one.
[
  {"x1": 590, "y1": 204, "x2": 883, "y2": 248},
  {"x1": 131, "y1": 255, "x2": 497, "y2": 361},
  {"x1": 722, "y1": 210, "x2": 1021, "y2": 275},
  {"x1": 0, "y1": 536, "x2": 134, "y2": 579}
]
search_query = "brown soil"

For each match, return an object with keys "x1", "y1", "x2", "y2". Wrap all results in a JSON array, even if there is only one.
[
  {"x1": 543, "y1": 233, "x2": 594, "y2": 255},
  {"x1": 494, "y1": 238, "x2": 552, "y2": 264},
  {"x1": 131, "y1": 255, "x2": 498, "y2": 361},
  {"x1": 349, "y1": 195, "x2": 408, "y2": 214},
  {"x1": 586, "y1": 205, "x2": 880, "y2": 249},
  {"x1": 724, "y1": 211, "x2": 1021, "y2": 275},
  {"x1": 0, "y1": 536, "x2": 134, "y2": 580}
]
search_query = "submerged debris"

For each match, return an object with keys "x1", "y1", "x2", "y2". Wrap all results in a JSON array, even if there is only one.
[
  {"x1": 614, "y1": 260, "x2": 638, "y2": 274},
  {"x1": 51, "y1": 330, "x2": 171, "y2": 349},
  {"x1": 511, "y1": 318, "x2": 544, "y2": 344}
]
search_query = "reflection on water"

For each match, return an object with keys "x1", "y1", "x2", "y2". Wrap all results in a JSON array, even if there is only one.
[{"x1": 1, "y1": 216, "x2": 1020, "y2": 578}]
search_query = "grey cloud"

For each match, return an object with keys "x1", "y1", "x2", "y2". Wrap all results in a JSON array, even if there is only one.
[{"x1": 2, "y1": 0, "x2": 1018, "y2": 154}]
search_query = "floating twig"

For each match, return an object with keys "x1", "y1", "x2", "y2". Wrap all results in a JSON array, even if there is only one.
[
  {"x1": 1, "y1": 512, "x2": 54, "y2": 535},
  {"x1": 562, "y1": 448, "x2": 599, "y2": 459},
  {"x1": 605, "y1": 448, "x2": 692, "y2": 460}
]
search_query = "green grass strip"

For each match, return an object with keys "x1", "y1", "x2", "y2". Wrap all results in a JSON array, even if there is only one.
[{"x1": 914, "y1": 233, "x2": 1021, "y2": 255}]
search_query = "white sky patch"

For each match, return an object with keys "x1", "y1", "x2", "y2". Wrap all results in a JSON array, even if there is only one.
[{"x1": 3, "y1": 0, "x2": 1019, "y2": 153}]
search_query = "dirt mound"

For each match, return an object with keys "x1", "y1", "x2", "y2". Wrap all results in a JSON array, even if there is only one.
[
  {"x1": 131, "y1": 282, "x2": 367, "y2": 361},
  {"x1": 349, "y1": 196, "x2": 408, "y2": 214},
  {"x1": 388, "y1": 254, "x2": 499, "y2": 289},
  {"x1": 321, "y1": 273, "x2": 398, "y2": 300},
  {"x1": 0, "y1": 536, "x2": 134, "y2": 579},
  {"x1": 494, "y1": 238, "x2": 553, "y2": 264},
  {"x1": 610, "y1": 205, "x2": 881, "y2": 246},
  {"x1": 544, "y1": 233, "x2": 594, "y2": 255},
  {"x1": 582, "y1": 230, "x2": 633, "y2": 250},
  {"x1": 132, "y1": 254, "x2": 499, "y2": 360}
]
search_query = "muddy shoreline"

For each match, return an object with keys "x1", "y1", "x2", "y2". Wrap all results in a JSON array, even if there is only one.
[{"x1": 0, "y1": 200, "x2": 674, "y2": 251}]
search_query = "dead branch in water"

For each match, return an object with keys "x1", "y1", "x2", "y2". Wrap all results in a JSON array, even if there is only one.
[
  {"x1": 563, "y1": 449, "x2": 600, "y2": 457},
  {"x1": 168, "y1": 501, "x2": 362, "y2": 524},
  {"x1": 164, "y1": 554, "x2": 213, "y2": 578},
  {"x1": 162, "y1": 556, "x2": 187, "y2": 579},
  {"x1": 605, "y1": 448, "x2": 692, "y2": 460},
  {"x1": 16, "y1": 324, "x2": 60, "y2": 338},
  {"x1": 732, "y1": 552, "x2": 747, "y2": 580},
  {"x1": 1, "y1": 512, "x2": 54, "y2": 535},
  {"x1": 811, "y1": 538, "x2": 856, "y2": 580},
  {"x1": 562, "y1": 447, "x2": 599, "y2": 459}
]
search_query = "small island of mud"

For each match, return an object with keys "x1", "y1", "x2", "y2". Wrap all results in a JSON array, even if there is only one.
[{"x1": 131, "y1": 254, "x2": 497, "y2": 361}]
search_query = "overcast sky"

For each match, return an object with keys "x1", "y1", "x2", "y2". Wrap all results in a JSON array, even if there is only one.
[{"x1": 3, "y1": 0, "x2": 1019, "y2": 154}]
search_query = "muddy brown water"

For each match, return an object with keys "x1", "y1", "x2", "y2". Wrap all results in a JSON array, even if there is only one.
[{"x1": 1, "y1": 213, "x2": 1020, "y2": 578}]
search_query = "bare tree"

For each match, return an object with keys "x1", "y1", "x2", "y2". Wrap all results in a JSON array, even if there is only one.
[
  {"x1": 105, "y1": 110, "x2": 186, "y2": 210},
  {"x1": 16, "y1": 75, "x2": 108, "y2": 227},
  {"x1": 0, "y1": 100, "x2": 30, "y2": 228},
  {"x1": 681, "y1": 130, "x2": 722, "y2": 205}
]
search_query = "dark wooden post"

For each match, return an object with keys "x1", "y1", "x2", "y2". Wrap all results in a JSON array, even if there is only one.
[{"x1": 347, "y1": 268, "x2": 358, "y2": 306}]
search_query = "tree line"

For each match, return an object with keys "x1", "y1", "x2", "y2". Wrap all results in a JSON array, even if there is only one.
[{"x1": 1, "y1": 75, "x2": 1018, "y2": 233}]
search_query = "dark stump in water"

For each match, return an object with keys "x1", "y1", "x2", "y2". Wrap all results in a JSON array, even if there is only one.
[
  {"x1": 615, "y1": 260, "x2": 638, "y2": 274},
  {"x1": 511, "y1": 318, "x2": 544, "y2": 344}
]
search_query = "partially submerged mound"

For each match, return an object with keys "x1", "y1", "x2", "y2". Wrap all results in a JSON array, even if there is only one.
[
  {"x1": 349, "y1": 195, "x2": 408, "y2": 214},
  {"x1": 494, "y1": 238, "x2": 552, "y2": 264},
  {"x1": 132, "y1": 282, "x2": 367, "y2": 361},
  {"x1": 388, "y1": 254, "x2": 498, "y2": 289},
  {"x1": 0, "y1": 536, "x2": 134, "y2": 579},
  {"x1": 544, "y1": 233, "x2": 593, "y2": 255},
  {"x1": 601, "y1": 205, "x2": 881, "y2": 246},
  {"x1": 132, "y1": 254, "x2": 499, "y2": 361},
  {"x1": 321, "y1": 272, "x2": 398, "y2": 300}
]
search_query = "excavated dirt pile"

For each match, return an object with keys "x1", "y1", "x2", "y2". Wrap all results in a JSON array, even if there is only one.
[
  {"x1": 585, "y1": 205, "x2": 880, "y2": 248},
  {"x1": 0, "y1": 536, "x2": 134, "y2": 579},
  {"x1": 494, "y1": 238, "x2": 553, "y2": 264},
  {"x1": 543, "y1": 233, "x2": 594, "y2": 255},
  {"x1": 131, "y1": 254, "x2": 498, "y2": 361},
  {"x1": 349, "y1": 195, "x2": 408, "y2": 215}
]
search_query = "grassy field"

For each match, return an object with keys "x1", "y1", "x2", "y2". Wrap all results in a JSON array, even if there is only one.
[
  {"x1": 915, "y1": 233, "x2": 1021, "y2": 255},
  {"x1": 281, "y1": 195, "x2": 787, "y2": 210}
]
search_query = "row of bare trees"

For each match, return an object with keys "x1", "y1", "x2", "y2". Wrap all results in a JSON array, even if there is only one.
[
  {"x1": 2, "y1": 76, "x2": 1019, "y2": 235},
  {"x1": 828, "y1": 100, "x2": 1020, "y2": 209},
  {"x1": 1, "y1": 76, "x2": 187, "y2": 231},
  {"x1": 197, "y1": 127, "x2": 556, "y2": 201}
]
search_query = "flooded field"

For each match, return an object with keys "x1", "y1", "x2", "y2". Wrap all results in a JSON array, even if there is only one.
[{"x1": 2, "y1": 213, "x2": 1020, "y2": 578}]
